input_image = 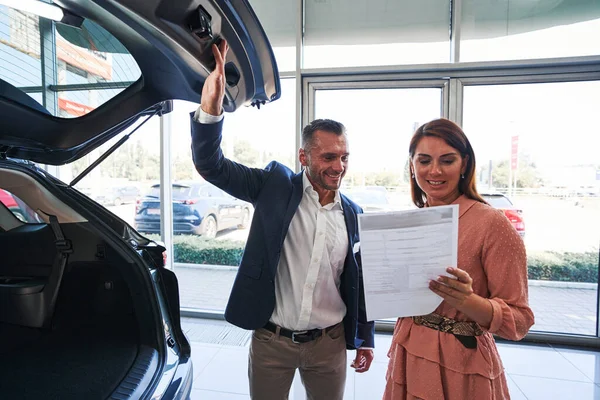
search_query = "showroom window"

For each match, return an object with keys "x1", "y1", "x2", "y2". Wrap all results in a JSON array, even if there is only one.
[
  {"x1": 462, "y1": 80, "x2": 600, "y2": 336},
  {"x1": 56, "y1": 117, "x2": 162, "y2": 225}
]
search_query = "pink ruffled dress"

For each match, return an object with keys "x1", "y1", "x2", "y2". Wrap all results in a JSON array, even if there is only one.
[{"x1": 383, "y1": 195, "x2": 535, "y2": 400}]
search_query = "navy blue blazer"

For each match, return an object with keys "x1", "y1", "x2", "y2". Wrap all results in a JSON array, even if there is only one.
[{"x1": 190, "y1": 117, "x2": 375, "y2": 349}]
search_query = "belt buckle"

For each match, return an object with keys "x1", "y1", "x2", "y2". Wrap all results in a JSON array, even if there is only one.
[{"x1": 291, "y1": 330, "x2": 308, "y2": 344}]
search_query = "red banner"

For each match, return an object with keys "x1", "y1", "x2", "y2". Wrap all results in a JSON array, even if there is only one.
[{"x1": 58, "y1": 98, "x2": 95, "y2": 117}]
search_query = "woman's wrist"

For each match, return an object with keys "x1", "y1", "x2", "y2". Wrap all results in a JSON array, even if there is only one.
[{"x1": 460, "y1": 294, "x2": 493, "y2": 329}]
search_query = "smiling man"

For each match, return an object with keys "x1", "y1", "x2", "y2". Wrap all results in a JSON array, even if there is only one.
[
  {"x1": 300, "y1": 121, "x2": 348, "y2": 200},
  {"x1": 190, "y1": 40, "x2": 374, "y2": 400}
]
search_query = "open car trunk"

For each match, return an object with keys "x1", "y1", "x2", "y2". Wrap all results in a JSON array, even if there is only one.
[
  {"x1": 0, "y1": 260, "x2": 140, "y2": 400},
  {"x1": 0, "y1": 166, "x2": 173, "y2": 399}
]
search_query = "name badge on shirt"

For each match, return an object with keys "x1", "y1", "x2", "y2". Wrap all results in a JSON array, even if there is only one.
[{"x1": 353, "y1": 241, "x2": 360, "y2": 254}]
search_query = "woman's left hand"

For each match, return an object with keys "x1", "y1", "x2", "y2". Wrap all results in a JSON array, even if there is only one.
[{"x1": 429, "y1": 267, "x2": 474, "y2": 310}]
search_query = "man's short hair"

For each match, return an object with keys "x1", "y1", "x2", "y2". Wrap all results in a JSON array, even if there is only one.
[{"x1": 302, "y1": 119, "x2": 346, "y2": 149}]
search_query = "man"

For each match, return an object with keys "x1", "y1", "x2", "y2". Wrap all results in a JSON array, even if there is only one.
[{"x1": 191, "y1": 40, "x2": 374, "y2": 400}]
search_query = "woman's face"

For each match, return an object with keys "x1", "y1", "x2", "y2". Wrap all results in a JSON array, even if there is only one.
[{"x1": 411, "y1": 136, "x2": 467, "y2": 206}]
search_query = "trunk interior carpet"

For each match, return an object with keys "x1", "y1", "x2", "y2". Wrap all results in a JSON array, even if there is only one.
[{"x1": 0, "y1": 321, "x2": 138, "y2": 400}]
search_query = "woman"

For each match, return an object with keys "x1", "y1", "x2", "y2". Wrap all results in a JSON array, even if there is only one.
[{"x1": 383, "y1": 119, "x2": 534, "y2": 400}]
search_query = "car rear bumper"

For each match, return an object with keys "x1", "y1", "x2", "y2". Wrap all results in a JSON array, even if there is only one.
[{"x1": 165, "y1": 357, "x2": 193, "y2": 400}]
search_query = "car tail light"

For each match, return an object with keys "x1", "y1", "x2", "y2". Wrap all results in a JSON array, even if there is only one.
[
  {"x1": 503, "y1": 209, "x2": 525, "y2": 232},
  {"x1": 135, "y1": 199, "x2": 141, "y2": 214},
  {"x1": 184, "y1": 199, "x2": 198, "y2": 205}
]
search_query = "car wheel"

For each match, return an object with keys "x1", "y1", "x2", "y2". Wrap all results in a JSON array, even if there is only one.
[
  {"x1": 238, "y1": 208, "x2": 250, "y2": 229},
  {"x1": 201, "y1": 215, "x2": 217, "y2": 239},
  {"x1": 113, "y1": 197, "x2": 122, "y2": 206}
]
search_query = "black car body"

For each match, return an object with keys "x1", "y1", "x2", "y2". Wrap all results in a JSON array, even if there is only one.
[
  {"x1": 0, "y1": 0, "x2": 279, "y2": 398},
  {"x1": 135, "y1": 182, "x2": 252, "y2": 238}
]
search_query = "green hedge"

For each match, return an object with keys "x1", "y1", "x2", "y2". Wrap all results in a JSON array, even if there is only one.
[
  {"x1": 147, "y1": 234, "x2": 245, "y2": 266},
  {"x1": 527, "y1": 251, "x2": 598, "y2": 283},
  {"x1": 150, "y1": 234, "x2": 599, "y2": 283}
]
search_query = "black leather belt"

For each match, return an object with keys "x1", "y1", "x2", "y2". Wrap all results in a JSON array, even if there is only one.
[{"x1": 263, "y1": 321, "x2": 339, "y2": 344}]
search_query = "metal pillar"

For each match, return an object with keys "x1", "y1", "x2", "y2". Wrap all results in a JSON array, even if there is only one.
[{"x1": 159, "y1": 112, "x2": 174, "y2": 270}]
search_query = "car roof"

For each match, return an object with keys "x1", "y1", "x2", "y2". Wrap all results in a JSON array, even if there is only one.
[
  {"x1": 0, "y1": 0, "x2": 280, "y2": 165},
  {"x1": 150, "y1": 182, "x2": 210, "y2": 188},
  {"x1": 480, "y1": 193, "x2": 507, "y2": 197}
]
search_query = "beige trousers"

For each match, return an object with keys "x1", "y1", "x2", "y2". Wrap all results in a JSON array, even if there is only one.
[{"x1": 248, "y1": 323, "x2": 347, "y2": 400}]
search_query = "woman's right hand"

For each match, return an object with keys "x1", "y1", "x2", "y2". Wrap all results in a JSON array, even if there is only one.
[{"x1": 429, "y1": 267, "x2": 493, "y2": 328}]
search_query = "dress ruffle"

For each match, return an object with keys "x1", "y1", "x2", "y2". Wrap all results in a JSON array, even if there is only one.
[{"x1": 383, "y1": 318, "x2": 510, "y2": 400}]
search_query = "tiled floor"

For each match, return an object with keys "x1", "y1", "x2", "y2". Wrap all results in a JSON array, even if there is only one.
[{"x1": 183, "y1": 318, "x2": 600, "y2": 399}]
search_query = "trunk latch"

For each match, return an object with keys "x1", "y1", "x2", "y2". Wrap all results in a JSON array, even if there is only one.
[{"x1": 189, "y1": 6, "x2": 212, "y2": 40}]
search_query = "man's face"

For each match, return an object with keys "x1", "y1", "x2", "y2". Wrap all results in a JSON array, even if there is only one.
[{"x1": 299, "y1": 130, "x2": 349, "y2": 191}]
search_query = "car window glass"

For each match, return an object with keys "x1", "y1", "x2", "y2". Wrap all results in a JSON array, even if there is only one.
[
  {"x1": 198, "y1": 186, "x2": 210, "y2": 197},
  {"x1": 210, "y1": 187, "x2": 224, "y2": 197},
  {"x1": 0, "y1": 7, "x2": 141, "y2": 118},
  {"x1": 148, "y1": 185, "x2": 192, "y2": 199},
  {"x1": 0, "y1": 189, "x2": 44, "y2": 223}
]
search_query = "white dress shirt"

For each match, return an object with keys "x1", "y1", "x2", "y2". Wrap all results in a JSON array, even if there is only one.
[
  {"x1": 271, "y1": 171, "x2": 349, "y2": 331},
  {"x1": 194, "y1": 107, "x2": 223, "y2": 124},
  {"x1": 194, "y1": 106, "x2": 350, "y2": 331}
]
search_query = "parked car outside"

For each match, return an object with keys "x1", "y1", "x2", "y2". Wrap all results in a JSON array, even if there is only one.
[
  {"x1": 481, "y1": 193, "x2": 526, "y2": 237},
  {"x1": 94, "y1": 185, "x2": 141, "y2": 206},
  {"x1": 345, "y1": 187, "x2": 393, "y2": 213},
  {"x1": 135, "y1": 182, "x2": 252, "y2": 239},
  {"x1": 0, "y1": 0, "x2": 278, "y2": 398}
]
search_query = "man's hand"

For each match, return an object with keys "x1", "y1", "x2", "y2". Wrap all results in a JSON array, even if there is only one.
[
  {"x1": 200, "y1": 39, "x2": 229, "y2": 116},
  {"x1": 351, "y1": 348, "x2": 374, "y2": 373}
]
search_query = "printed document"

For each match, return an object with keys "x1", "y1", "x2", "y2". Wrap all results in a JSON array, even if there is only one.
[{"x1": 357, "y1": 205, "x2": 458, "y2": 320}]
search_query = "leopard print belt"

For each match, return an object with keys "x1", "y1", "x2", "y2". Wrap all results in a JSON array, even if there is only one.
[{"x1": 412, "y1": 313, "x2": 484, "y2": 337}]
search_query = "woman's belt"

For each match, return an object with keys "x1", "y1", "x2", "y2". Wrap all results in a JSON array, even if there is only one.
[{"x1": 412, "y1": 313, "x2": 483, "y2": 349}]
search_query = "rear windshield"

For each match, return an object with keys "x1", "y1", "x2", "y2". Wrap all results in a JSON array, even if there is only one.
[
  {"x1": 0, "y1": 6, "x2": 140, "y2": 118},
  {"x1": 148, "y1": 185, "x2": 193, "y2": 199},
  {"x1": 483, "y1": 195, "x2": 513, "y2": 208}
]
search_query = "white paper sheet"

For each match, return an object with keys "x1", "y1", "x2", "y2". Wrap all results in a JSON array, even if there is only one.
[{"x1": 357, "y1": 205, "x2": 458, "y2": 320}]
